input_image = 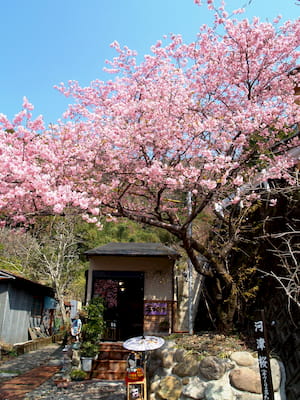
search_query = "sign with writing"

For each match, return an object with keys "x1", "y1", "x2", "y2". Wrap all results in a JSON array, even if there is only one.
[
  {"x1": 254, "y1": 310, "x2": 274, "y2": 400},
  {"x1": 144, "y1": 302, "x2": 167, "y2": 315}
]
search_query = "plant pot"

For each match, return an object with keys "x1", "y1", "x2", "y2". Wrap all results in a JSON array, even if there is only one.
[
  {"x1": 71, "y1": 376, "x2": 86, "y2": 381},
  {"x1": 81, "y1": 356, "x2": 93, "y2": 372}
]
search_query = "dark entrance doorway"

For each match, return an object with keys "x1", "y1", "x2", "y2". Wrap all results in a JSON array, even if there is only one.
[{"x1": 92, "y1": 271, "x2": 144, "y2": 340}]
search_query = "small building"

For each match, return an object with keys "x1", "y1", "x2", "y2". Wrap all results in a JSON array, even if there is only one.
[
  {"x1": 85, "y1": 243, "x2": 180, "y2": 340},
  {"x1": 0, "y1": 269, "x2": 56, "y2": 344}
]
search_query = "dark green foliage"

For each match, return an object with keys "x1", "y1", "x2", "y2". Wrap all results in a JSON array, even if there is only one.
[
  {"x1": 76, "y1": 218, "x2": 176, "y2": 257},
  {"x1": 79, "y1": 341, "x2": 99, "y2": 357},
  {"x1": 69, "y1": 369, "x2": 87, "y2": 381},
  {"x1": 81, "y1": 297, "x2": 105, "y2": 343}
]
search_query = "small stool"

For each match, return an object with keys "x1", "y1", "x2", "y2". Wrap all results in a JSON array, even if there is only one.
[{"x1": 126, "y1": 379, "x2": 147, "y2": 400}]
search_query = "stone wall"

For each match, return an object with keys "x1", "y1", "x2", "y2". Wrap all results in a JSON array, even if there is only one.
[
  {"x1": 12, "y1": 333, "x2": 64, "y2": 355},
  {"x1": 147, "y1": 340, "x2": 285, "y2": 400}
]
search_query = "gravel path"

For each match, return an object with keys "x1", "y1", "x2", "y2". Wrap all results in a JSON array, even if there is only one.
[{"x1": 0, "y1": 344, "x2": 126, "y2": 400}]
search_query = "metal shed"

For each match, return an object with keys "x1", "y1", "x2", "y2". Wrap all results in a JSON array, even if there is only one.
[{"x1": 0, "y1": 270, "x2": 56, "y2": 344}]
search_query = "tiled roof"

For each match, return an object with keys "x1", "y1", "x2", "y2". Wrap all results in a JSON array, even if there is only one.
[{"x1": 85, "y1": 242, "x2": 180, "y2": 259}]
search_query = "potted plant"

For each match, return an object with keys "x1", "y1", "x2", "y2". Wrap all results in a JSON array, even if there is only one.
[
  {"x1": 81, "y1": 297, "x2": 106, "y2": 343},
  {"x1": 80, "y1": 341, "x2": 99, "y2": 372},
  {"x1": 70, "y1": 368, "x2": 87, "y2": 381},
  {"x1": 79, "y1": 297, "x2": 105, "y2": 372},
  {"x1": 80, "y1": 341, "x2": 99, "y2": 358}
]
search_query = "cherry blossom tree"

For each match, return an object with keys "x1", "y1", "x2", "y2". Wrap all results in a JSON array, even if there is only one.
[{"x1": 0, "y1": 1, "x2": 299, "y2": 329}]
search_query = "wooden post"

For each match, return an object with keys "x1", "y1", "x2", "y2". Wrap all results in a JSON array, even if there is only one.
[{"x1": 253, "y1": 309, "x2": 275, "y2": 400}]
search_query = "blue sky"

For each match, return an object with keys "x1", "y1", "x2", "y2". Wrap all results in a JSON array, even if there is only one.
[{"x1": 0, "y1": 0, "x2": 299, "y2": 125}]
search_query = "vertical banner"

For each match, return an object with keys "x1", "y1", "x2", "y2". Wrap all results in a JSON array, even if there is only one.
[{"x1": 253, "y1": 310, "x2": 274, "y2": 400}]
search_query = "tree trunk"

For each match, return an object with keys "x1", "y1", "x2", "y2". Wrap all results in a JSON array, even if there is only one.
[
  {"x1": 184, "y1": 238, "x2": 238, "y2": 332},
  {"x1": 214, "y1": 278, "x2": 238, "y2": 332},
  {"x1": 56, "y1": 292, "x2": 69, "y2": 328}
]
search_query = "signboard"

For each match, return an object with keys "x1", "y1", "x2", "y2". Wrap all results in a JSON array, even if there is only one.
[
  {"x1": 254, "y1": 310, "x2": 274, "y2": 400},
  {"x1": 44, "y1": 296, "x2": 57, "y2": 310},
  {"x1": 144, "y1": 302, "x2": 167, "y2": 315}
]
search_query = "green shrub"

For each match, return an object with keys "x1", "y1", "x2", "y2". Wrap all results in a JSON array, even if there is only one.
[
  {"x1": 81, "y1": 297, "x2": 105, "y2": 343},
  {"x1": 70, "y1": 369, "x2": 87, "y2": 381},
  {"x1": 79, "y1": 341, "x2": 98, "y2": 358}
]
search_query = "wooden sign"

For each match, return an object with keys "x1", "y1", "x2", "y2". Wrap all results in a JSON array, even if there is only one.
[
  {"x1": 254, "y1": 310, "x2": 274, "y2": 400},
  {"x1": 144, "y1": 302, "x2": 167, "y2": 315}
]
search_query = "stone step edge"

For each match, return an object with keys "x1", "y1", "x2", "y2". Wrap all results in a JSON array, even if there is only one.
[
  {"x1": 91, "y1": 374, "x2": 126, "y2": 380},
  {"x1": 94, "y1": 360, "x2": 127, "y2": 363},
  {"x1": 55, "y1": 378, "x2": 126, "y2": 387}
]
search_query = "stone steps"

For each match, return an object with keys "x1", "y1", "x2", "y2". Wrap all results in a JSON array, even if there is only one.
[
  {"x1": 93, "y1": 359, "x2": 127, "y2": 372},
  {"x1": 91, "y1": 369, "x2": 126, "y2": 380},
  {"x1": 91, "y1": 342, "x2": 129, "y2": 380}
]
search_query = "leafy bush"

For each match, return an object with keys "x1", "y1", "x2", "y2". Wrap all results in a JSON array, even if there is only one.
[
  {"x1": 79, "y1": 341, "x2": 98, "y2": 358},
  {"x1": 70, "y1": 369, "x2": 87, "y2": 381},
  {"x1": 81, "y1": 296, "x2": 105, "y2": 343}
]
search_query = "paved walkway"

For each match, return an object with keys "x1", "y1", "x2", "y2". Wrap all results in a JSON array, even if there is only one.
[
  {"x1": 0, "y1": 366, "x2": 61, "y2": 399},
  {"x1": 0, "y1": 344, "x2": 126, "y2": 400}
]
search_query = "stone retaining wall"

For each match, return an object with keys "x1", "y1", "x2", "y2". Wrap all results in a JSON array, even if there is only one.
[
  {"x1": 13, "y1": 333, "x2": 64, "y2": 355},
  {"x1": 148, "y1": 340, "x2": 285, "y2": 400}
]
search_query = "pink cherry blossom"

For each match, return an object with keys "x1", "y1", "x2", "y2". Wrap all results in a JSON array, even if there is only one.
[
  {"x1": 231, "y1": 196, "x2": 241, "y2": 205},
  {"x1": 0, "y1": 2, "x2": 298, "y2": 234},
  {"x1": 233, "y1": 176, "x2": 244, "y2": 186},
  {"x1": 22, "y1": 96, "x2": 34, "y2": 111},
  {"x1": 269, "y1": 199, "x2": 278, "y2": 207}
]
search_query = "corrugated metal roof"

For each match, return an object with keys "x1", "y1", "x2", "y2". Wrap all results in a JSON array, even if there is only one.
[
  {"x1": 85, "y1": 242, "x2": 180, "y2": 259},
  {"x1": 0, "y1": 269, "x2": 54, "y2": 293},
  {"x1": 0, "y1": 270, "x2": 16, "y2": 280}
]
